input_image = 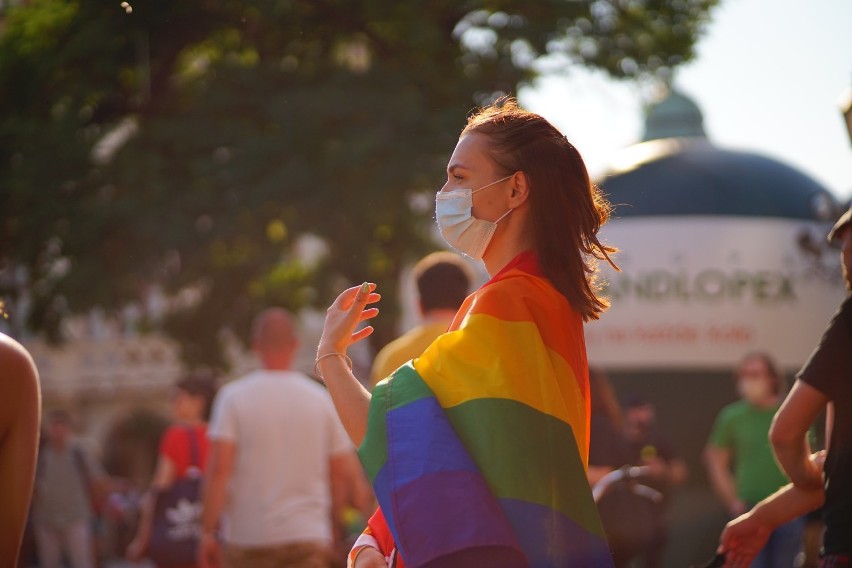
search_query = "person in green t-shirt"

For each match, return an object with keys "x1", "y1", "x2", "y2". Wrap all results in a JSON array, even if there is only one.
[{"x1": 704, "y1": 352, "x2": 804, "y2": 568}]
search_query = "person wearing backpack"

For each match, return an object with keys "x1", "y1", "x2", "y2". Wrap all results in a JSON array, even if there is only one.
[{"x1": 126, "y1": 370, "x2": 218, "y2": 568}]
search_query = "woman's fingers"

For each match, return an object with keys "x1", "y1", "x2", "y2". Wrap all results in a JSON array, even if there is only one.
[
  {"x1": 355, "y1": 281, "x2": 372, "y2": 302},
  {"x1": 359, "y1": 307, "x2": 380, "y2": 322},
  {"x1": 351, "y1": 325, "x2": 374, "y2": 344},
  {"x1": 331, "y1": 284, "x2": 380, "y2": 311},
  {"x1": 330, "y1": 285, "x2": 360, "y2": 311},
  {"x1": 353, "y1": 287, "x2": 380, "y2": 310},
  {"x1": 320, "y1": 283, "x2": 380, "y2": 353}
]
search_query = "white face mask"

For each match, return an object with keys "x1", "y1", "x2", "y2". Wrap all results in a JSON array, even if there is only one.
[{"x1": 435, "y1": 176, "x2": 513, "y2": 260}]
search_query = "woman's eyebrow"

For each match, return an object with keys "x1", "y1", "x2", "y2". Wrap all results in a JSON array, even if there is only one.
[{"x1": 447, "y1": 163, "x2": 470, "y2": 174}]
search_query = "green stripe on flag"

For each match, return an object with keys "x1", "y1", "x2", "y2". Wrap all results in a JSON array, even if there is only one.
[{"x1": 446, "y1": 398, "x2": 606, "y2": 539}]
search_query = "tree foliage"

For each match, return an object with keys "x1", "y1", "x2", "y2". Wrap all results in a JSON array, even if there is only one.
[{"x1": 0, "y1": 0, "x2": 718, "y2": 367}]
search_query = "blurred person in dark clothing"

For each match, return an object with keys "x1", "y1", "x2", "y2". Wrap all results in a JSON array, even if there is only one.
[
  {"x1": 623, "y1": 394, "x2": 688, "y2": 491},
  {"x1": 620, "y1": 394, "x2": 687, "y2": 568},
  {"x1": 589, "y1": 373, "x2": 685, "y2": 568},
  {"x1": 588, "y1": 368, "x2": 628, "y2": 486}
]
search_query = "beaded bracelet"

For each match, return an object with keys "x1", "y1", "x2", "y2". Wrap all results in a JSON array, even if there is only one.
[{"x1": 313, "y1": 352, "x2": 353, "y2": 379}]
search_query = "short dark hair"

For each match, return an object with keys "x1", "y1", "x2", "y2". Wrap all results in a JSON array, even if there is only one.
[
  {"x1": 413, "y1": 252, "x2": 472, "y2": 313},
  {"x1": 176, "y1": 369, "x2": 219, "y2": 420}
]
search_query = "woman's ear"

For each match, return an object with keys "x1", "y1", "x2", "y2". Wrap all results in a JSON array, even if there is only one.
[{"x1": 509, "y1": 171, "x2": 530, "y2": 206}]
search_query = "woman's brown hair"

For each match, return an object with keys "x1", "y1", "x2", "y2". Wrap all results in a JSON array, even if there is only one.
[{"x1": 462, "y1": 97, "x2": 617, "y2": 320}]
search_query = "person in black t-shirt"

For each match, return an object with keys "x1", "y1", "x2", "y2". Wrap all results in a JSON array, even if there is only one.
[
  {"x1": 588, "y1": 368, "x2": 629, "y2": 485},
  {"x1": 719, "y1": 206, "x2": 852, "y2": 567},
  {"x1": 622, "y1": 394, "x2": 688, "y2": 496},
  {"x1": 588, "y1": 373, "x2": 688, "y2": 568}
]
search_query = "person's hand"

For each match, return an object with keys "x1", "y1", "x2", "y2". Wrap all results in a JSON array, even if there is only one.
[
  {"x1": 198, "y1": 533, "x2": 222, "y2": 568},
  {"x1": 719, "y1": 511, "x2": 771, "y2": 568},
  {"x1": 125, "y1": 536, "x2": 146, "y2": 562},
  {"x1": 642, "y1": 456, "x2": 668, "y2": 480},
  {"x1": 318, "y1": 283, "x2": 381, "y2": 356},
  {"x1": 353, "y1": 546, "x2": 388, "y2": 568}
]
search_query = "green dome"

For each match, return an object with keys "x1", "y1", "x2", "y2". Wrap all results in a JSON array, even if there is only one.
[{"x1": 643, "y1": 91, "x2": 706, "y2": 141}]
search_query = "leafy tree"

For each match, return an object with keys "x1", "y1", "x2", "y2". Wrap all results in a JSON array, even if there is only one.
[{"x1": 0, "y1": 0, "x2": 718, "y2": 367}]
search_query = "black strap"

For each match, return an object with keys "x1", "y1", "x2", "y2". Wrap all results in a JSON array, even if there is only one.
[{"x1": 184, "y1": 426, "x2": 200, "y2": 468}]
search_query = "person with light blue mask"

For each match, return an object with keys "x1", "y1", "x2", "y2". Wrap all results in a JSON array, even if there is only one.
[
  {"x1": 317, "y1": 96, "x2": 620, "y2": 568},
  {"x1": 434, "y1": 174, "x2": 515, "y2": 260}
]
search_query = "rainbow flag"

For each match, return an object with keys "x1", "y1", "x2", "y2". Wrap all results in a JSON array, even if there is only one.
[{"x1": 359, "y1": 252, "x2": 614, "y2": 567}]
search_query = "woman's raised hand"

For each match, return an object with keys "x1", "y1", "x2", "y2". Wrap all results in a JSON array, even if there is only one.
[{"x1": 318, "y1": 282, "x2": 381, "y2": 356}]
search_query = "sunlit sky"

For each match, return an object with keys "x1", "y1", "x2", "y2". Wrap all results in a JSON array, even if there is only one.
[{"x1": 521, "y1": 0, "x2": 852, "y2": 204}]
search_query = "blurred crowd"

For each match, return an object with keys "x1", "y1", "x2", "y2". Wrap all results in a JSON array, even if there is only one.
[{"x1": 8, "y1": 208, "x2": 852, "y2": 568}]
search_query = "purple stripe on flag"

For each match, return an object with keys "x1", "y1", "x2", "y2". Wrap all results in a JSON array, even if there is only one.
[
  {"x1": 385, "y1": 395, "x2": 479, "y2": 486},
  {"x1": 499, "y1": 498, "x2": 615, "y2": 568},
  {"x1": 392, "y1": 471, "x2": 523, "y2": 567}
]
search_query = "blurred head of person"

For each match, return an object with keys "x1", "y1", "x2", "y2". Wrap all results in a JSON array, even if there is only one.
[
  {"x1": 45, "y1": 409, "x2": 73, "y2": 449},
  {"x1": 623, "y1": 393, "x2": 655, "y2": 438},
  {"x1": 735, "y1": 351, "x2": 783, "y2": 407},
  {"x1": 173, "y1": 369, "x2": 218, "y2": 423},
  {"x1": 251, "y1": 307, "x2": 299, "y2": 371},
  {"x1": 413, "y1": 251, "x2": 473, "y2": 318},
  {"x1": 589, "y1": 368, "x2": 623, "y2": 432},
  {"x1": 828, "y1": 206, "x2": 852, "y2": 290},
  {"x1": 443, "y1": 97, "x2": 617, "y2": 321}
]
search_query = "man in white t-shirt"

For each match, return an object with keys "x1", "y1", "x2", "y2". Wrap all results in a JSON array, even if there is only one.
[{"x1": 199, "y1": 308, "x2": 358, "y2": 568}]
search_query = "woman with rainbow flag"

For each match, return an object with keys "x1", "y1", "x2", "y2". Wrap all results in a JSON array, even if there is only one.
[{"x1": 315, "y1": 97, "x2": 618, "y2": 568}]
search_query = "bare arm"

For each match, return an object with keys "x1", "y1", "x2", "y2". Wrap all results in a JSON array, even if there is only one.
[
  {"x1": 704, "y1": 446, "x2": 745, "y2": 516},
  {"x1": 317, "y1": 283, "x2": 381, "y2": 447},
  {"x1": 201, "y1": 439, "x2": 234, "y2": 534},
  {"x1": 126, "y1": 455, "x2": 177, "y2": 560},
  {"x1": 0, "y1": 334, "x2": 41, "y2": 565},
  {"x1": 721, "y1": 479, "x2": 825, "y2": 568},
  {"x1": 199, "y1": 439, "x2": 235, "y2": 568},
  {"x1": 769, "y1": 380, "x2": 827, "y2": 490},
  {"x1": 317, "y1": 358, "x2": 372, "y2": 446},
  {"x1": 329, "y1": 453, "x2": 348, "y2": 546}
]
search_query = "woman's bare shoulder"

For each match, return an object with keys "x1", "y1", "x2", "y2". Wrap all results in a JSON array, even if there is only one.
[
  {"x1": 0, "y1": 333, "x2": 38, "y2": 382},
  {"x1": 0, "y1": 334, "x2": 40, "y2": 421}
]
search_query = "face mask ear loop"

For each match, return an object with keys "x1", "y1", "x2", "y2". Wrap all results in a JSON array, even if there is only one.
[
  {"x1": 471, "y1": 174, "x2": 513, "y2": 195},
  {"x1": 494, "y1": 208, "x2": 513, "y2": 224}
]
